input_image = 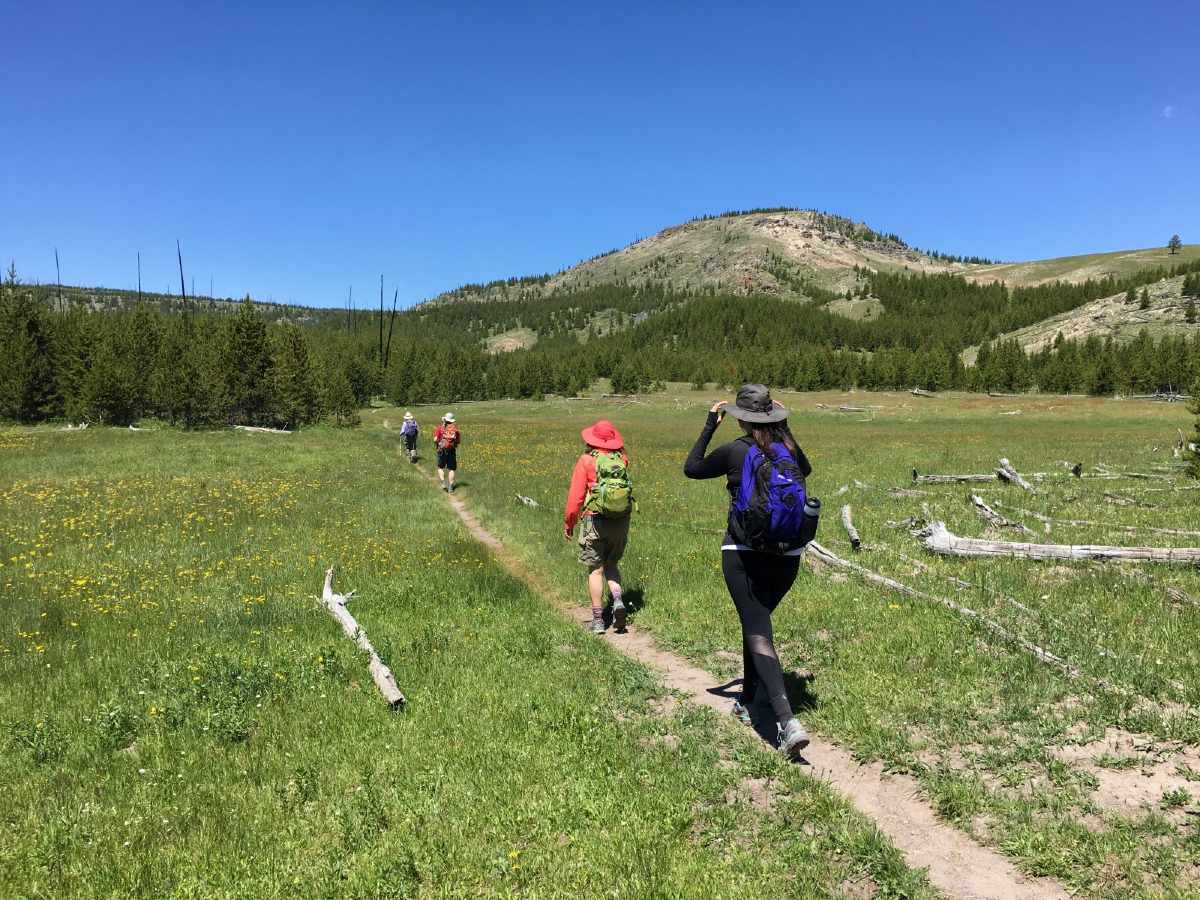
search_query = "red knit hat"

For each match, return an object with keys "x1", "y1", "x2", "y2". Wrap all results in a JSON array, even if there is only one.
[{"x1": 581, "y1": 420, "x2": 624, "y2": 451}]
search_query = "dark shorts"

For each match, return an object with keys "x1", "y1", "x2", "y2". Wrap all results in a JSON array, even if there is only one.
[
  {"x1": 404, "y1": 434, "x2": 417, "y2": 451},
  {"x1": 437, "y1": 448, "x2": 457, "y2": 471},
  {"x1": 578, "y1": 515, "x2": 629, "y2": 569}
]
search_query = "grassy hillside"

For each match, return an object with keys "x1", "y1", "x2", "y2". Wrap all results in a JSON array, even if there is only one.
[{"x1": 969, "y1": 245, "x2": 1200, "y2": 288}]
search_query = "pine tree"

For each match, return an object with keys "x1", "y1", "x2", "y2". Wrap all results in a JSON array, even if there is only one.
[
  {"x1": 1169, "y1": 234, "x2": 1183, "y2": 255},
  {"x1": 323, "y1": 365, "x2": 360, "y2": 427},
  {"x1": 272, "y1": 325, "x2": 321, "y2": 429},
  {"x1": 1139, "y1": 288, "x2": 1151, "y2": 310},
  {"x1": 1125, "y1": 288, "x2": 1137, "y2": 305},
  {"x1": 1186, "y1": 298, "x2": 1198, "y2": 324},
  {"x1": 0, "y1": 264, "x2": 60, "y2": 422},
  {"x1": 222, "y1": 297, "x2": 274, "y2": 425}
]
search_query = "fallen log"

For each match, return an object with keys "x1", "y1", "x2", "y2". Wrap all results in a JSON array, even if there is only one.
[
  {"x1": 320, "y1": 567, "x2": 405, "y2": 708},
  {"x1": 840, "y1": 505, "x2": 862, "y2": 551},
  {"x1": 805, "y1": 541, "x2": 1087, "y2": 681},
  {"x1": 912, "y1": 468, "x2": 995, "y2": 484},
  {"x1": 233, "y1": 425, "x2": 292, "y2": 434},
  {"x1": 515, "y1": 494, "x2": 539, "y2": 508},
  {"x1": 910, "y1": 388, "x2": 936, "y2": 398},
  {"x1": 991, "y1": 501, "x2": 1200, "y2": 539},
  {"x1": 997, "y1": 458, "x2": 1037, "y2": 493},
  {"x1": 968, "y1": 494, "x2": 1033, "y2": 535},
  {"x1": 918, "y1": 521, "x2": 1200, "y2": 566},
  {"x1": 888, "y1": 487, "x2": 930, "y2": 498},
  {"x1": 1167, "y1": 586, "x2": 1200, "y2": 608}
]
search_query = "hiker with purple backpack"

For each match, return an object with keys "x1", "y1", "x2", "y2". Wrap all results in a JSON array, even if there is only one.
[
  {"x1": 400, "y1": 412, "x2": 420, "y2": 463},
  {"x1": 684, "y1": 384, "x2": 820, "y2": 760}
]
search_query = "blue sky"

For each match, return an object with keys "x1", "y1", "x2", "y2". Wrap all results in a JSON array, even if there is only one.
[{"x1": 2, "y1": 1, "x2": 1196, "y2": 308}]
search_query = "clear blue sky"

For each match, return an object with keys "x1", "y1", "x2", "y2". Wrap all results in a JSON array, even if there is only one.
[{"x1": 3, "y1": 1, "x2": 1196, "y2": 308}]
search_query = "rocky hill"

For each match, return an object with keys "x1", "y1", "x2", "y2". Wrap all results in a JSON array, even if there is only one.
[
  {"x1": 431, "y1": 209, "x2": 971, "y2": 304},
  {"x1": 430, "y1": 208, "x2": 1198, "y2": 309}
]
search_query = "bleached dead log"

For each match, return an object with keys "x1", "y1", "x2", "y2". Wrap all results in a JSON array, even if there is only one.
[
  {"x1": 806, "y1": 541, "x2": 1086, "y2": 680},
  {"x1": 834, "y1": 484, "x2": 849, "y2": 497},
  {"x1": 968, "y1": 494, "x2": 1033, "y2": 535},
  {"x1": 60, "y1": 422, "x2": 89, "y2": 431},
  {"x1": 1167, "y1": 587, "x2": 1200, "y2": 608},
  {"x1": 840, "y1": 505, "x2": 862, "y2": 551},
  {"x1": 233, "y1": 425, "x2": 292, "y2": 434},
  {"x1": 888, "y1": 487, "x2": 929, "y2": 498},
  {"x1": 997, "y1": 458, "x2": 1037, "y2": 493},
  {"x1": 320, "y1": 567, "x2": 405, "y2": 708},
  {"x1": 516, "y1": 494, "x2": 539, "y2": 508},
  {"x1": 998, "y1": 410, "x2": 1022, "y2": 416},
  {"x1": 1102, "y1": 492, "x2": 1142, "y2": 507},
  {"x1": 992, "y1": 501, "x2": 1200, "y2": 539},
  {"x1": 910, "y1": 388, "x2": 936, "y2": 398},
  {"x1": 853, "y1": 478, "x2": 873, "y2": 490},
  {"x1": 918, "y1": 521, "x2": 1200, "y2": 566},
  {"x1": 912, "y1": 468, "x2": 995, "y2": 484}
]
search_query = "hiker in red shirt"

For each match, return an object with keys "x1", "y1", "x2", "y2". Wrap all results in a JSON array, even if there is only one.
[
  {"x1": 564, "y1": 420, "x2": 634, "y2": 634},
  {"x1": 433, "y1": 413, "x2": 461, "y2": 492}
]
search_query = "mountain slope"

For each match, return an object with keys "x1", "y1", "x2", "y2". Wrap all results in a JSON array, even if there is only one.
[
  {"x1": 431, "y1": 208, "x2": 1198, "y2": 307},
  {"x1": 966, "y1": 245, "x2": 1200, "y2": 288}
]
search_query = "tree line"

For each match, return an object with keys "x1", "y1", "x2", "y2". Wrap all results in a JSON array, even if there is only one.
[{"x1": 4, "y1": 259, "x2": 1199, "y2": 435}]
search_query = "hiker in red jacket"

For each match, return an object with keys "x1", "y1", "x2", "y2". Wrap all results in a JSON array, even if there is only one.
[
  {"x1": 564, "y1": 420, "x2": 634, "y2": 634},
  {"x1": 433, "y1": 413, "x2": 461, "y2": 492}
]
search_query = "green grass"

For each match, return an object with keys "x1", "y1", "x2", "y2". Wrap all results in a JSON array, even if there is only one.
[
  {"x1": 0, "y1": 423, "x2": 933, "y2": 898},
  {"x1": 415, "y1": 387, "x2": 1200, "y2": 898},
  {"x1": 969, "y1": 244, "x2": 1200, "y2": 287}
]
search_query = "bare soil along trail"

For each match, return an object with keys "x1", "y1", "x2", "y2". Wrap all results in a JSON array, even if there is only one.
[{"x1": 437, "y1": 478, "x2": 1071, "y2": 900}]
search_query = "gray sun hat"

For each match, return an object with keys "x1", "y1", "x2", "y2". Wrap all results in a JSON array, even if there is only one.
[{"x1": 723, "y1": 384, "x2": 788, "y2": 424}]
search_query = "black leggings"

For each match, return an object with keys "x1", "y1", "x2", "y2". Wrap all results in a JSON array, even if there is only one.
[{"x1": 721, "y1": 549, "x2": 801, "y2": 725}]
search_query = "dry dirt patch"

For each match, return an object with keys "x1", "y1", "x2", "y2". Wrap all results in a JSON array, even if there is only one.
[{"x1": 1054, "y1": 727, "x2": 1200, "y2": 814}]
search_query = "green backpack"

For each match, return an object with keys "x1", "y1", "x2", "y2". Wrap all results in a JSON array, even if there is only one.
[{"x1": 586, "y1": 450, "x2": 634, "y2": 518}]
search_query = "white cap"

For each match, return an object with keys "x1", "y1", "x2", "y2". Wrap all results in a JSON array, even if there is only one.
[{"x1": 443, "y1": 412, "x2": 455, "y2": 423}]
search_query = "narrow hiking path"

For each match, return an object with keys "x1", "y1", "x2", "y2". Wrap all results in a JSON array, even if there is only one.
[{"x1": 431, "y1": 477, "x2": 1071, "y2": 900}]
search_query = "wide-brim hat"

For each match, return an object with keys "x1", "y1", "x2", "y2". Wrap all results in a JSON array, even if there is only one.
[
  {"x1": 581, "y1": 419, "x2": 624, "y2": 451},
  {"x1": 724, "y1": 383, "x2": 788, "y2": 424},
  {"x1": 443, "y1": 412, "x2": 455, "y2": 423},
  {"x1": 403, "y1": 412, "x2": 414, "y2": 420}
]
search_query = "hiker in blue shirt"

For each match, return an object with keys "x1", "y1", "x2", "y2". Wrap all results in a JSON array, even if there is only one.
[{"x1": 684, "y1": 384, "x2": 816, "y2": 760}]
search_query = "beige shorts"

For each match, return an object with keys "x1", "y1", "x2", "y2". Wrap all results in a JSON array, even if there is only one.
[{"x1": 577, "y1": 515, "x2": 630, "y2": 569}]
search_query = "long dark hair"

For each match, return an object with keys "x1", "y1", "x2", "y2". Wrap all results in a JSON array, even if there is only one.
[{"x1": 743, "y1": 420, "x2": 811, "y2": 477}]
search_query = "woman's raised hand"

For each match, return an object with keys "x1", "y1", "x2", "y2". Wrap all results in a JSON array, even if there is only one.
[{"x1": 709, "y1": 400, "x2": 726, "y2": 424}]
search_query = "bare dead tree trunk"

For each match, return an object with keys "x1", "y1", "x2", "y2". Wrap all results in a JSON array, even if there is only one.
[
  {"x1": 54, "y1": 248, "x2": 62, "y2": 315},
  {"x1": 806, "y1": 541, "x2": 1091, "y2": 682},
  {"x1": 840, "y1": 505, "x2": 862, "y2": 551},
  {"x1": 321, "y1": 567, "x2": 405, "y2": 708},
  {"x1": 919, "y1": 521, "x2": 1200, "y2": 565},
  {"x1": 1167, "y1": 587, "x2": 1199, "y2": 608},
  {"x1": 347, "y1": 285, "x2": 352, "y2": 332},
  {"x1": 913, "y1": 468, "x2": 995, "y2": 484},
  {"x1": 384, "y1": 287, "x2": 399, "y2": 370},
  {"x1": 911, "y1": 387, "x2": 935, "y2": 397},
  {"x1": 177, "y1": 239, "x2": 186, "y2": 299},
  {"x1": 968, "y1": 494, "x2": 1034, "y2": 534},
  {"x1": 378, "y1": 274, "x2": 384, "y2": 364},
  {"x1": 997, "y1": 458, "x2": 1036, "y2": 493},
  {"x1": 137, "y1": 251, "x2": 142, "y2": 304}
]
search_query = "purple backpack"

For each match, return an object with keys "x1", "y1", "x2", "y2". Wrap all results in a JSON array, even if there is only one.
[{"x1": 731, "y1": 442, "x2": 808, "y2": 552}]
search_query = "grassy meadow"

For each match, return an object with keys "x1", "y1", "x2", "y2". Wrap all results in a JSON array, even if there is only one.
[
  {"x1": 0, "y1": 420, "x2": 933, "y2": 898},
  {"x1": 405, "y1": 388, "x2": 1200, "y2": 898}
]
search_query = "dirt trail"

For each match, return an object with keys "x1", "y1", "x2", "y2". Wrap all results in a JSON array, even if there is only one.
[{"x1": 440, "y1": 484, "x2": 1070, "y2": 900}]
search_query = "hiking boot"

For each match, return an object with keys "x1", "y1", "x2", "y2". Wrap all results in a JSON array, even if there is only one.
[
  {"x1": 441, "y1": 483, "x2": 448, "y2": 492},
  {"x1": 612, "y1": 599, "x2": 627, "y2": 632},
  {"x1": 588, "y1": 617, "x2": 606, "y2": 635},
  {"x1": 449, "y1": 483, "x2": 457, "y2": 493},
  {"x1": 731, "y1": 700, "x2": 752, "y2": 726},
  {"x1": 778, "y1": 718, "x2": 810, "y2": 759}
]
